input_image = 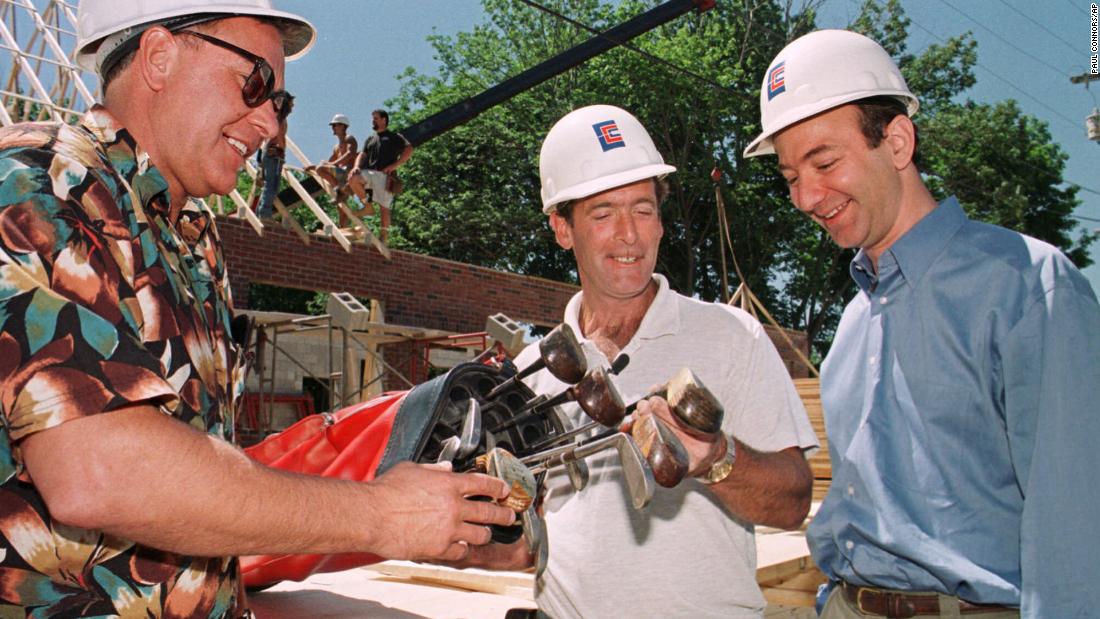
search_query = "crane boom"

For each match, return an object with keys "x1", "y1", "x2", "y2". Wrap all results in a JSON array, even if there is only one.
[{"x1": 401, "y1": 0, "x2": 715, "y2": 146}]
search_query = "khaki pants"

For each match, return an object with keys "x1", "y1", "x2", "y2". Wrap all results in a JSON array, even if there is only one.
[{"x1": 820, "y1": 585, "x2": 1019, "y2": 619}]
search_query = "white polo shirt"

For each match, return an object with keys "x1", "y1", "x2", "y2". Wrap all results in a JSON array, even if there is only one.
[{"x1": 518, "y1": 274, "x2": 819, "y2": 619}]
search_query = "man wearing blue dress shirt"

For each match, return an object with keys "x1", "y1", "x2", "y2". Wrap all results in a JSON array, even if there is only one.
[{"x1": 745, "y1": 29, "x2": 1100, "y2": 619}]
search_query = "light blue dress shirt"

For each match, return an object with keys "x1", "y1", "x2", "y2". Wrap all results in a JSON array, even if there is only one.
[{"x1": 807, "y1": 197, "x2": 1100, "y2": 618}]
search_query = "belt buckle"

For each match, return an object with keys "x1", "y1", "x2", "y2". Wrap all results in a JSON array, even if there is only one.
[{"x1": 855, "y1": 587, "x2": 874, "y2": 615}]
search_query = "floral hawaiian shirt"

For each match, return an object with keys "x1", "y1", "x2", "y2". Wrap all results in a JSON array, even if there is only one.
[{"x1": 0, "y1": 107, "x2": 247, "y2": 617}]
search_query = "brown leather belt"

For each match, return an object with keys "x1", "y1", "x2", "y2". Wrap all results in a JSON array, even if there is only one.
[{"x1": 842, "y1": 583, "x2": 1013, "y2": 617}]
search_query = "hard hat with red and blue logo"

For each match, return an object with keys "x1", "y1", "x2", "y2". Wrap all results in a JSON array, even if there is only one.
[
  {"x1": 539, "y1": 104, "x2": 676, "y2": 214},
  {"x1": 744, "y1": 29, "x2": 919, "y2": 158}
]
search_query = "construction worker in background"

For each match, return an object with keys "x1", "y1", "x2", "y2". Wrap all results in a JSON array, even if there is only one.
[
  {"x1": 0, "y1": 1, "x2": 514, "y2": 616},
  {"x1": 455, "y1": 104, "x2": 819, "y2": 618},
  {"x1": 255, "y1": 92, "x2": 293, "y2": 219},
  {"x1": 306, "y1": 113, "x2": 360, "y2": 227},
  {"x1": 349, "y1": 108, "x2": 414, "y2": 242},
  {"x1": 745, "y1": 29, "x2": 1100, "y2": 618}
]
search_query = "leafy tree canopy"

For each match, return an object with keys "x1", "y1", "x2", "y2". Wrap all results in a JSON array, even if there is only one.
[{"x1": 374, "y1": 0, "x2": 1094, "y2": 359}]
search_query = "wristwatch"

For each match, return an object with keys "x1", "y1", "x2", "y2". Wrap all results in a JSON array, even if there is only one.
[{"x1": 698, "y1": 434, "x2": 736, "y2": 485}]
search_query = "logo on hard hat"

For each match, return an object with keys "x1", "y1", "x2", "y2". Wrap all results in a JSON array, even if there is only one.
[
  {"x1": 592, "y1": 120, "x2": 626, "y2": 152},
  {"x1": 767, "y1": 61, "x2": 786, "y2": 100}
]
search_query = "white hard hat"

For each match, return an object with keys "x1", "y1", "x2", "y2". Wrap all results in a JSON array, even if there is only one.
[
  {"x1": 743, "y1": 29, "x2": 919, "y2": 158},
  {"x1": 539, "y1": 104, "x2": 676, "y2": 214},
  {"x1": 330, "y1": 113, "x2": 350, "y2": 126},
  {"x1": 75, "y1": 0, "x2": 316, "y2": 74}
]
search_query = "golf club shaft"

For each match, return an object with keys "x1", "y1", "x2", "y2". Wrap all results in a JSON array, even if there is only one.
[
  {"x1": 522, "y1": 427, "x2": 620, "y2": 468},
  {"x1": 485, "y1": 360, "x2": 542, "y2": 400}
]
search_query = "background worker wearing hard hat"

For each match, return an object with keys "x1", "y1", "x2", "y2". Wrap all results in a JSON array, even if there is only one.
[
  {"x1": 746, "y1": 29, "x2": 1100, "y2": 618},
  {"x1": 457, "y1": 104, "x2": 819, "y2": 618},
  {"x1": 0, "y1": 1, "x2": 515, "y2": 616},
  {"x1": 307, "y1": 112, "x2": 360, "y2": 207}
]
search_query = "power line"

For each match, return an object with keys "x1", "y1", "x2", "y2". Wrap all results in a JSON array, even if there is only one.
[
  {"x1": 906, "y1": 18, "x2": 1084, "y2": 133},
  {"x1": 515, "y1": 0, "x2": 739, "y2": 96},
  {"x1": 995, "y1": 0, "x2": 1081, "y2": 57},
  {"x1": 1063, "y1": 0, "x2": 1091, "y2": 18},
  {"x1": 935, "y1": 0, "x2": 1071, "y2": 78},
  {"x1": 519, "y1": 0, "x2": 1100, "y2": 211},
  {"x1": 1069, "y1": 182, "x2": 1100, "y2": 198}
]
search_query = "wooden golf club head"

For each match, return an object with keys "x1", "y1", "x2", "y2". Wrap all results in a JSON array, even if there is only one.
[
  {"x1": 664, "y1": 367, "x2": 724, "y2": 437},
  {"x1": 485, "y1": 323, "x2": 587, "y2": 401},
  {"x1": 539, "y1": 323, "x2": 587, "y2": 384},
  {"x1": 573, "y1": 366, "x2": 626, "y2": 427},
  {"x1": 631, "y1": 414, "x2": 689, "y2": 488}
]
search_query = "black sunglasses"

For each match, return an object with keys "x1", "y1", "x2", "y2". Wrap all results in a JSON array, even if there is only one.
[{"x1": 176, "y1": 30, "x2": 293, "y2": 120}]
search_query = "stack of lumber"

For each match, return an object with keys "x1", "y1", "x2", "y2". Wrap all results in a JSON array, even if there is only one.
[{"x1": 794, "y1": 378, "x2": 831, "y2": 501}]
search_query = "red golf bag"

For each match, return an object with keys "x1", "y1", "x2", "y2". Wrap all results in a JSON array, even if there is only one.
[{"x1": 239, "y1": 362, "x2": 563, "y2": 588}]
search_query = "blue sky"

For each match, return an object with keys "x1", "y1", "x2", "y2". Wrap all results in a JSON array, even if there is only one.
[{"x1": 278, "y1": 1, "x2": 1100, "y2": 294}]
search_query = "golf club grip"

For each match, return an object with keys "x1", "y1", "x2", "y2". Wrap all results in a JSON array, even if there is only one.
[{"x1": 610, "y1": 353, "x2": 630, "y2": 375}]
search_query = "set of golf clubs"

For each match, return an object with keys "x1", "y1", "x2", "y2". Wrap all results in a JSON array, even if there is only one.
[
  {"x1": 437, "y1": 324, "x2": 726, "y2": 511},
  {"x1": 428, "y1": 324, "x2": 726, "y2": 574}
]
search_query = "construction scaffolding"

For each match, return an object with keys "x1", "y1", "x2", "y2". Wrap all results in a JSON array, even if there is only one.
[
  {"x1": 0, "y1": 0, "x2": 389, "y2": 257},
  {"x1": 235, "y1": 299, "x2": 497, "y2": 445}
]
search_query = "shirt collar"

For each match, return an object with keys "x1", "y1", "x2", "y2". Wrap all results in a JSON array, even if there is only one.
[
  {"x1": 850, "y1": 196, "x2": 967, "y2": 293},
  {"x1": 79, "y1": 105, "x2": 211, "y2": 240},
  {"x1": 563, "y1": 273, "x2": 681, "y2": 346}
]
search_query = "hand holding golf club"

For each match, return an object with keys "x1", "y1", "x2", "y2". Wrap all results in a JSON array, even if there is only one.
[{"x1": 633, "y1": 395, "x2": 728, "y2": 479}]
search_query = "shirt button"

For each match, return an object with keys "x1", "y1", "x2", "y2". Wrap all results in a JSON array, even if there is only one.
[
  {"x1": 868, "y1": 355, "x2": 876, "y2": 365},
  {"x1": 847, "y1": 485, "x2": 855, "y2": 496},
  {"x1": 845, "y1": 540, "x2": 855, "y2": 550},
  {"x1": 879, "y1": 296, "x2": 888, "y2": 305}
]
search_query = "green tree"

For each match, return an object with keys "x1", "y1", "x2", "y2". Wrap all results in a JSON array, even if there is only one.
[
  {"x1": 775, "y1": 0, "x2": 1094, "y2": 357},
  {"x1": 389, "y1": 0, "x2": 812, "y2": 305},
  {"x1": 921, "y1": 100, "x2": 1097, "y2": 266},
  {"x1": 383, "y1": 0, "x2": 1093, "y2": 360}
]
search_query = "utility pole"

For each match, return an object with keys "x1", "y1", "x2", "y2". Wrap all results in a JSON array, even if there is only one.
[{"x1": 1070, "y1": 73, "x2": 1100, "y2": 142}]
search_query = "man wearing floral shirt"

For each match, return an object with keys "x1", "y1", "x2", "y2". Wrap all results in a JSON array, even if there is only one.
[{"x1": 0, "y1": 2, "x2": 515, "y2": 617}]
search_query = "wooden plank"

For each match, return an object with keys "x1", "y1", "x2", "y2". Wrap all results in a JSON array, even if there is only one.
[
  {"x1": 249, "y1": 562, "x2": 536, "y2": 618},
  {"x1": 363, "y1": 562, "x2": 534, "y2": 600},
  {"x1": 794, "y1": 378, "x2": 831, "y2": 499}
]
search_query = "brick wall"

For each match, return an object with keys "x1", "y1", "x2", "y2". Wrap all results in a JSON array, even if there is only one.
[
  {"x1": 218, "y1": 217, "x2": 812, "y2": 383},
  {"x1": 219, "y1": 217, "x2": 574, "y2": 331}
]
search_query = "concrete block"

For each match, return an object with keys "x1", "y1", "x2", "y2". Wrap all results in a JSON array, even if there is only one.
[
  {"x1": 328, "y1": 292, "x2": 371, "y2": 331},
  {"x1": 486, "y1": 313, "x2": 525, "y2": 356}
]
